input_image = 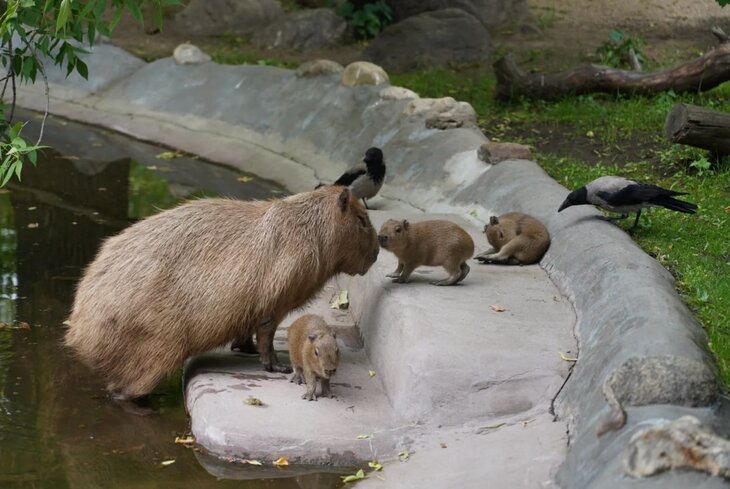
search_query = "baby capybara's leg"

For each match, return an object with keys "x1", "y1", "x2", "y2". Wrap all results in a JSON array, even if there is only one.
[
  {"x1": 386, "y1": 262, "x2": 404, "y2": 279},
  {"x1": 394, "y1": 264, "x2": 415, "y2": 283},
  {"x1": 456, "y1": 262, "x2": 470, "y2": 283},
  {"x1": 431, "y1": 259, "x2": 463, "y2": 286},
  {"x1": 256, "y1": 319, "x2": 293, "y2": 374}
]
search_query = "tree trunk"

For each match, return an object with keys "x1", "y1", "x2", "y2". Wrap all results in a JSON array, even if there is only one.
[
  {"x1": 493, "y1": 42, "x2": 730, "y2": 101},
  {"x1": 664, "y1": 103, "x2": 730, "y2": 155}
]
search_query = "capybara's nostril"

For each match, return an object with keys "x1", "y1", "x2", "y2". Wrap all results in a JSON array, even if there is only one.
[{"x1": 378, "y1": 235, "x2": 387, "y2": 247}]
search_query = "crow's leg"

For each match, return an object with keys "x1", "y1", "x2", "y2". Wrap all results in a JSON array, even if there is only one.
[
  {"x1": 631, "y1": 210, "x2": 642, "y2": 229},
  {"x1": 362, "y1": 198, "x2": 369, "y2": 209}
]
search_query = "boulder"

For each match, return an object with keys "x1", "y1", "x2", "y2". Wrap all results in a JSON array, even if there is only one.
[
  {"x1": 477, "y1": 142, "x2": 533, "y2": 163},
  {"x1": 404, "y1": 96, "x2": 477, "y2": 129},
  {"x1": 379, "y1": 86, "x2": 419, "y2": 100},
  {"x1": 172, "y1": 0, "x2": 283, "y2": 37},
  {"x1": 362, "y1": 9, "x2": 492, "y2": 72},
  {"x1": 295, "y1": 59, "x2": 344, "y2": 77},
  {"x1": 341, "y1": 61, "x2": 389, "y2": 87},
  {"x1": 252, "y1": 9, "x2": 346, "y2": 52},
  {"x1": 391, "y1": 0, "x2": 527, "y2": 29},
  {"x1": 172, "y1": 44, "x2": 211, "y2": 65}
]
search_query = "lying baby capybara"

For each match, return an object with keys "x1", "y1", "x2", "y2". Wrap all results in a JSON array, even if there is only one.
[
  {"x1": 378, "y1": 219, "x2": 474, "y2": 286},
  {"x1": 65, "y1": 186, "x2": 379, "y2": 402},
  {"x1": 288, "y1": 314, "x2": 339, "y2": 401},
  {"x1": 475, "y1": 212, "x2": 550, "y2": 265}
]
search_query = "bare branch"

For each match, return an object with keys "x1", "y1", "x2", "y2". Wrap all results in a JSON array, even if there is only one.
[
  {"x1": 628, "y1": 47, "x2": 642, "y2": 72},
  {"x1": 711, "y1": 26, "x2": 730, "y2": 44}
]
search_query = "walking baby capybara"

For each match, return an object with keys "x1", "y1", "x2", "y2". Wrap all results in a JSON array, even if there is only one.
[
  {"x1": 474, "y1": 212, "x2": 550, "y2": 265},
  {"x1": 378, "y1": 219, "x2": 474, "y2": 286},
  {"x1": 288, "y1": 314, "x2": 339, "y2": 401},
  {"x1": 65, "y1": 186, "x2": 379, "y2": 402}
]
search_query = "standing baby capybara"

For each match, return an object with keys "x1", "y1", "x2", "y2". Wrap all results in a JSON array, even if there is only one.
[
  {"x1": 475, "y1": 212, "x2": 550, "y2": 265},
  {"x1": 288, "y1": 314, "x2": 339, "y2": 401},
  {"x1": 378, "y1": 219, "x2": 474, "y2": 286},
  {"x1": 65, "y1": 186, "x2": 379, "y2": 402}
]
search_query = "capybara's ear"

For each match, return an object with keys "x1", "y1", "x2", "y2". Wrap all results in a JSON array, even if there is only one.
[
  {"x1": 490, "y1": 216, "x2": 499, "y2": 225},
  {"x1": 338, "y1": 188, "x2": 350, "y2": 212},
  {"x1": 331, "y1": 332, "x2": 336, "y2": 339},
  {"x1": 402, "y1": 219, "x2": 410, "y2": 230},
  {"x1": 308, "y1": 334, "x2": 317, "y2": 342},
  {"x1": 483, "y1": 224, "x2": 489, "y2": 233}
]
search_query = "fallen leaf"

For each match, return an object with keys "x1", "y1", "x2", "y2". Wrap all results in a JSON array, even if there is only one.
[
  {"x1": 476, "y1": 422, "x2": 505, "y2": 434},
  {"x1": 155, "y1": 151, "x2": 182, "y2": 160},
  {"x1": 330, "y1": 290, "x2": 349, "y2": 310},
  {"x1": 174, "y1": 435, "x2": 195, "y2": 445},
  {"x1": 244, "y1": 396, "x2": 264, "y2": 406},
  {"x1": 521, "y1": 418, "x2": 536, "y2": 427},
  {"x1": 490, "y1": 304, "x2": 506, "y2": 312},
  {"x1": 356, "y1": 434, "x2": 371, "y2": 440},
  {"x1": 398, "y1": 450, "x2": 410, "y2": 461},
  {"x1": 559, "y1": 351, "x2": 578, "y2": 362},
  {"x1": 272, "y1": 456, "x2": 289, "y2": 466},
  {"x1": 586, "y1": 130, "x2": 595, "y2": 138},
  {"x1": 146, "y1": 165, "x2": 158, "y2": 170},
  {"x1": 27, "y1": 223, "x2": 39, "y2": 229},
  {"x1": 98, "y1": 187, "x2": 107, "y2": 192},
  {"x1": 368, "y1": 461, "x2": 383, "y2": 471},
  {"x1": 725, "y1": 205, "x2": 730, "y2": 213},
  {"x1": 27, "y1": 206, "x2": 36, "y2": 211},
  {"x1": 368, "y1": 370, "x2": 376, "y2": 378},
  {"x1": 237, "y1": 176, "x2": 254, "y2": 183},
  {"x1": 440, "y1": 442, "x2": 447, "y2": 449},
  {"x1": 17, "y1": 322, "x2": 31, "y2": 330},
  {"x1": 0, "y1": 322, "x2": 7, "y2": 329},
  {"x1": 469, "y1": 208, "x2": 478, "y2": 217},
  {"x1": 59, "y1": 155, "x2": 79, "y2": 160},
  {"x1": 376, "y1": 475, "x2": 385, "y2": 481},
  {"x1": 341, "y1": 469, "x2": 366, "y2": 483},
  {"x1": 160, "y1": 459, "x2": 176, "y2": 466},
  {"x1": 242, "y1": 459, "x2": 262, "y2": 466}
]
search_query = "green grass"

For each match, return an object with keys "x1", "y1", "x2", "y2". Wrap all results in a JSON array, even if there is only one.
[{"x1": 391, "y1": 68, "x2": 730, "y2": 384}]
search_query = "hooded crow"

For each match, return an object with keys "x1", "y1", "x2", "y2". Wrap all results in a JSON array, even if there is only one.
[
  {"x1": 558, "y1": 176, "x2": 697, "y2": 228},
  {"x1": 332, "y1": 147, "x2": 386, "y2": 209}
]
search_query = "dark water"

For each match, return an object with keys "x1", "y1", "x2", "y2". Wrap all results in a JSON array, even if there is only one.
[{"x1": 0, "y1": 112, "x2": 346, "y2": 488}]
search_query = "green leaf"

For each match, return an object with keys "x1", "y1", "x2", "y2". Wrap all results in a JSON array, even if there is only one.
[
  {"x1": 2, "y1": 160, "x2": 18, "y2": 186},
  {"x1": 152, "y1": 6, "x2": 163, "y2": 30},
  {"x1": 341, "y1": 469, "x2": 365, "y2": 483},
  {"x1": 76, "y1": 58, "x2": 88, "y2": 79},
  {"x1": 56, "y1": 0, "x2": 72, "y2": 33},
  {"x1": 126, "y1": 0, "x2": 144, "y2": 25},
  {"x1": 109, "y1": 7, "x2": 124, "y2": 31},
  {"x1": 28, "y1": 149, "x2": 37, "y2": 166}
]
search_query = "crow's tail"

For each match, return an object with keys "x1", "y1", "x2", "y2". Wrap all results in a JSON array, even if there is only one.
[{"x1": 653, "y1": 196, "x2": 698, "y2": 214}]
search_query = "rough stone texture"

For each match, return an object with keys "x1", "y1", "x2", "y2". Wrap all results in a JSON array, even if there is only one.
[
  {"x1": 478, "y1": 142, "x2": 533, "y2": 163},
  {"x1": 295, "y1": 59, "x2": 344, "y2": 77},
  {"x1": 10, "y1": 43, "x2": 730, "y2": 488},
  {"x1": 404, "y1": 96, "x2": 478, "y2": 129},
  {"x1": 625, "y1": 416, "x2": 730, "y2": 480},
  {"x1": 341, "y1": 61, "x2": 389, "y2": 86},
  {"x1": 362, "y1": 9, "x2": 493, "y2": 72},
  {"x1": 172, "y1": 0, "x2": 283, "y2": 37},
  {"x1": 391, "y1": 0, "x2": 528, "y2": 29},
  {"x1": 379, "y1": 86, "x2": 419, "y2": 100},
  {"x1": 251, "y1": 8, "x2": 346, "y2": 52},
  {"x1": 173, "y1": 43, "x2": 211, "y2": 65}
]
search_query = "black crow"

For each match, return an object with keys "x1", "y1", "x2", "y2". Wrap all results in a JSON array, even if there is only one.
[
  {"x1": 332, "y1": 147, "x2": 386, "y2": 209},
  {"x1": 558, "y1": 176, "x2": 697, "y2": 228}
]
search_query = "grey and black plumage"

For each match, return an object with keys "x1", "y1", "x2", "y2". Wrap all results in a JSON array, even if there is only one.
[
  {"x1": 332, "y1": 147, "x2": 386, "y2": 209},
  {"x1": 558, "y1": 176, "x2": 698, "y2": 228}
]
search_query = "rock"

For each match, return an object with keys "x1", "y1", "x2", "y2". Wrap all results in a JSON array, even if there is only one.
[
  {"x1": 404, "y1": 96, "x2": 477, "y2": 129},
  {"x1": 294, "y1": 0, "x2": 343, "y2": 7},
  {"x1": 252, "y1": 8, "x2": 346, "y2": 52},
  {"x1": 625, "y1": 416, "x2": 730, "y2": 479},
  {"x1": 391, "y1": 0, "x2": 527, "y2": 29},
  {"x1": 379, "y1": 86, "x2": 419, "y2": 101},
  {"x1": 341, "y1": 61, "x2": 389, "y2": 87},
  {"x1": 172, "y1": 44, "x2": 212, "y2": 65},
  {"x1": 296, "y1": 59, "x2": 344, "y2": 78},
  {"x1": 477, "y1": 142, "x2": 532, "y2": 163},
  {"x1": 362, "y1": 9, "x2": 492, "y2": 72},
  {"x1": 172, "y1": 0, "x2": 283, "y2": 37},
  {"x1": 597, "y1": 356, "x2": 718, "y2": 436}
]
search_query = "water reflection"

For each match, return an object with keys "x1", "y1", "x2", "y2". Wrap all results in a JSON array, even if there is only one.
[{"x1": 0, "y1": 113, "x2": 345, "y2": 488}]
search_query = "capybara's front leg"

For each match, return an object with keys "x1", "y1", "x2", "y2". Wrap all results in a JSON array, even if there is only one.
[
  {"x1": 386, "y1": 262, "x2": 404, "y2": 279},
  {"x1": 290, "y1": 366, "x2": 304, "y2": 385},
  {"x1": 302, "y1": 370, "x2": 318, "y2": 401},
  {"x1": 257, "y1": 318, "x2": 293, "y2": 374},
  {"x1": 474, "y1": 247, "x2": 497, "y2": 263},
  {"x1": 394, "y1": 264, "x2": 415, "y2": 283},
  {"x1": 320, "y1": 377, "x2": 334, "y2": 398}
]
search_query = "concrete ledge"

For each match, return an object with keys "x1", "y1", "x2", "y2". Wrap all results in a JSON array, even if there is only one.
[{"x1": 11, "y1": 43, "x2": 729, "y2": 488}]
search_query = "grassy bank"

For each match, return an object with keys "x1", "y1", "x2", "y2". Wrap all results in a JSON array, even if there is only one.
[{"x1": 391, "y1": 69, "x2": 730, "y2": 383}]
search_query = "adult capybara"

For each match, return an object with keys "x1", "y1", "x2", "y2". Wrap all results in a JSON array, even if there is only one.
[
  {"x1": 378, "y1": 219, "x2": 474, "y2": 286},
  {"x1": 475, "y1": 212, "x2": 550, "y2": 265},
  {"x1": 65, "y1": 186, "x2": 379, "y2": 402},
  {"x1": 288, "y1": 314, "x2": 339, "y2": 401}
]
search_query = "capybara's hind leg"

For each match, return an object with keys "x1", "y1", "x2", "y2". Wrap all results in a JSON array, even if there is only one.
[
  {"x1": 290, "y1": 366, "x2": 304, "y2": 385},
  {"x1": 431, "y1": 260, "x2": 463, "y2": 286},
  {"x1": 456, "y1": 262, "x2": 470, "y2": 283},
  {"x1": 386, "y1": 262, "x2": 404, "y2": 279},
  {"x1": 474, "y1": 247, "x2": 497, "y2": 262},
  {"x1": 257, "y1": 318, "x2": 293, "y2": 374},
  {"x1": 108, "y1": 390, "x2": 157, "y2": 416},
  {"x1": 231, "y1": 335, "x2": 258, "y2": 355}
]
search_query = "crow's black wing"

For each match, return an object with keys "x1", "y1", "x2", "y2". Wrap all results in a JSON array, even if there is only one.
[
  {"x1": 597, "y1": 183, "x2": 684, "y2": 206},
  {"x1": 334, "y1": 167, "x2": 366, "y2": 187}
]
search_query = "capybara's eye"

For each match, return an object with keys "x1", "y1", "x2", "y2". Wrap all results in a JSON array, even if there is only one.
[
  {"x1": 395, "y1": 227, "x2": 401, "y2": 233},
  {"x1": 357, "y1": 215, "x2": 367, "y2": 228},
  {"x1": 314, "y1": 348, "x2": 319, "y2": 357}
]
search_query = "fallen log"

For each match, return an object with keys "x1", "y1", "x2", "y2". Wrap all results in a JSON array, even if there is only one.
[
  {"x1": 664, "y1": 103, "x2": 730, "y2": 155},
  {"x1": 494, "y1": 41, "x2": 730, "y2": 101}
]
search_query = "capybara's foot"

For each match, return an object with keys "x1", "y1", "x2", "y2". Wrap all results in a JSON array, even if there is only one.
[
  {"x1": 231, "y1": 337, "x2": 258, "y2": 355},
  {"x1": 290, "y1": 371, "x2": 304, "y2": 385},
  {"x1": 302, "y1": 390, "x2": 318, "y2": 401},
  {"x1": 108, "y1": 392, "x2": 157, "y2": 416},
  {"x1": 386, "y1": 272, "x2": 401, "y2": 278},
  {"x1": 264, "y1": 362, "x2": 293, "y2": 374},
  {"x1": 430, "y1": 276, "x2": 460, "y2": 286}
]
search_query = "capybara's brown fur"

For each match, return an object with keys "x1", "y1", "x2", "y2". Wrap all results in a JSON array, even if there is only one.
[
  {"x1": 65, "y1": 186, "x2": 378, "y2": 401},
  {"x1": 288, "y1": 314, "x2": 339, "y2": 401},
  {"x1": 378, "y1": 219, "x2": 474, "y2": 286},
  {"x1": 475, "y1": 212, "x2": 550, "y2": 265}
]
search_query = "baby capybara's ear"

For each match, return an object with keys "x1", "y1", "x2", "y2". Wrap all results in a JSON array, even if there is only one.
[
  {"x1": 308, "y1": 334, "x2": 317, "y2": 342},
  {"x1": 490, "y1": 216, "x2": 499, "y2": 225},
  {"x1": 338, "y1": 188, "x2": 350, "y2": 211},
  {"x1": 402, "y1": 219, "x2": 410, "y2": 230}
]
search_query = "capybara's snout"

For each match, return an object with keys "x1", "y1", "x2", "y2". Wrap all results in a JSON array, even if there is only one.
[
  {"x1": 324, "y1": 368, "x2": 337, "y2": 377},
  {"x1": 378, "y1": 235, "x2": 388, "y2": 248}
]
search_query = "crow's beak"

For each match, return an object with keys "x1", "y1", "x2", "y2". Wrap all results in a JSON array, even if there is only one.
[{"x1": 558, "y1": 199, "x2": 571, "y2": 213}]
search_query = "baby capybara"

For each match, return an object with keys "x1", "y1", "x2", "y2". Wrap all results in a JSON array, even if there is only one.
[
  {"x1": 288, "y1": 314, "x2": 339, "y2": 401},
  {"x1": 474, "y1": 212, "x2": 550, "y2": 265},
  {"x1": 378, "y1": 219, "x2": 474, "y2": 286},
  {"x1": 65, "y1": 186, "x2": 379, "y2": 402}
]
